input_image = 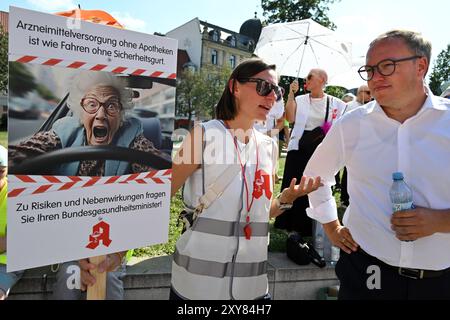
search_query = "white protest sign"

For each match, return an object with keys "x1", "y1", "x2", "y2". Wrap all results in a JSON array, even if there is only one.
[
  {"x1": 7, "y1": 173, "x2": 171, "y2": 271},
  {"x1": 9, "y1": 6, "x2": 177, "y2": 77},
  {"x1": 7, "y1": 7, "x2": 177, "y2": 272}
]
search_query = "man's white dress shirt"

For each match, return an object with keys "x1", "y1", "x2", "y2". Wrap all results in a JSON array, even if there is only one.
[{"x1": 305, "y1": 91, "x2": 450, "y2": 270}]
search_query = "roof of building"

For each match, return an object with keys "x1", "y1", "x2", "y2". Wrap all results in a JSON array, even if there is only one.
[
  {"x1": 239, "y1": 18, "x2": 262, "y2": 43},
  {"x1": 199, "y1": 19, "x2": 255, "y2": 45}
]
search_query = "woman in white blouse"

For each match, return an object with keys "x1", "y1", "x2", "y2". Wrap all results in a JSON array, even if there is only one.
[{"x1": 274, "y1": 68, "x2": 345, "y2": 239}]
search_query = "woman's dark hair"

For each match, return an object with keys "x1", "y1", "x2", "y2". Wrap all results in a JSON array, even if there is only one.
[{"x1": 215, "y1": 58, "x2": 276, "y2": 120}]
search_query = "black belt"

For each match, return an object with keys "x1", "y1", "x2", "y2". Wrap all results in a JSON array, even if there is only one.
[{"x1": 358, "y1": 248, "x2": 450, "y2": 280}]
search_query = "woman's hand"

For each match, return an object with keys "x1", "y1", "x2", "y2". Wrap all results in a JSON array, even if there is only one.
[
  {"x1": 79, "y1": 252, "x2": 125, "y2": 290},
  {"x1": 279, "y1": 176, "x2": 322, "y2": 203},
  {"x1": 289, "y1": 80, "x2": 299, "y2": 95}
]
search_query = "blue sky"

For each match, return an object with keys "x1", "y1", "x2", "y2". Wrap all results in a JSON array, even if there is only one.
[{"x1": 2, "y1": 0, "x2": 449, "y2": 73}]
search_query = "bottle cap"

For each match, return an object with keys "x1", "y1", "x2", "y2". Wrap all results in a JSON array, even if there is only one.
[{"x1": 392, "y1": 172, "x2": 404, "y2": 180}]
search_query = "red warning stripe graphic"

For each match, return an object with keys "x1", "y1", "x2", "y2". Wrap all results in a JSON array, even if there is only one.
[
  {"x1": 8, "y1": 170, "x2": 172, "y2": 198},
  {"x1": 11, "y1": 55, "x2": 176, "y2": 79}
]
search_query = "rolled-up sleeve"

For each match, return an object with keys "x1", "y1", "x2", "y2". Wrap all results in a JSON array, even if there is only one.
[{"x1": 304, "y1": 120, "x2": 345, "y2": 224}]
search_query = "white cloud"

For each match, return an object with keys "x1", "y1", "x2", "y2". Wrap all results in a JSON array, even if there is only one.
[
  {"x1": 27, "y1": 0, "x2": 76, "y2": 12},
  {"x1": 110, "y1": 12, "x2": 147, "y2": 32}
]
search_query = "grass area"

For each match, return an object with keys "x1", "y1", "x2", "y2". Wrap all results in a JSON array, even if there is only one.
[
  {"x1": 0, "y1": 131, "x2": 7, "y2": 147},
  {"x1": 133, "y1": 152, "x2": 344, "y2": 258},
  {"x1": 133, "y1": 191, "x2": 184, "y2": 257}
]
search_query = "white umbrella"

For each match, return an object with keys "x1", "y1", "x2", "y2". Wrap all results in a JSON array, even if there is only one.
[
  {"x1": 255, "y1": 19, "x2": 353, "y2": 80},
  {"x1": 327, "y1": 56, "x2": 366, "y2": 89}
]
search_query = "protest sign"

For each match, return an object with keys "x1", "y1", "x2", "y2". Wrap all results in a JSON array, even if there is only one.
[{"x1": 7, "y1": 6, "x2": 177, "y2": 273}]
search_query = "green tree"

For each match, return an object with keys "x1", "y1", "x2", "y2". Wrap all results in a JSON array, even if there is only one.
[
  {"x1": 428, "y1": 44, "x2": 450, "y2": 95},
  {"x1": 325, "y1": 85, "x2": 347, "y2": 99},
  {"x1": 261, "y1": 0, "x2": 340, "y2": 30},
  {"x1": 0, "y1": 25, "x2": 7, "y2": 94},
  {"x1": 176, "y1": 66, "x2": 231, "y2": 128}
]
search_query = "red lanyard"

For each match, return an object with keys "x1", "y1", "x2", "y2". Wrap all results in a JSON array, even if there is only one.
[
  {"x1": 224, "y1": 122, "x2": 259, "y2": 240},
  {"x1": 230, "y1": 131, "x2": 259, "y2": 213}
]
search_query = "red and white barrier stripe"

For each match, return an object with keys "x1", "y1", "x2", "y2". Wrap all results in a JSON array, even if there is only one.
[
  {"x1": 8, "y1": 169, "x2": 172, "y2": 198},
  {"x1": 10, "y1": 54, "x2": 177, "y2": 79}
]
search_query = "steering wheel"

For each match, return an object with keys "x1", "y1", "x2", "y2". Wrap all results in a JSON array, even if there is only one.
[{"x1": 10, "y1": 145, "x2": 172, "y2": 175}]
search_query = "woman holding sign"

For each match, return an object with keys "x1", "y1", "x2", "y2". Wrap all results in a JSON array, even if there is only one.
[{"x1": 170, "y1": 59, "x2": 322, "y2": 300}]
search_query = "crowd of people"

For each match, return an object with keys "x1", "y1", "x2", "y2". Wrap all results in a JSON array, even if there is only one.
[{"x1": 1, "y1": 29, "x2": 449, "y2": 300}]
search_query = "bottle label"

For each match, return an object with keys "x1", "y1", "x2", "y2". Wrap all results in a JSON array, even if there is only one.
[{"x1": 392, "y1": 201, "x2": 413, "y2": 212}]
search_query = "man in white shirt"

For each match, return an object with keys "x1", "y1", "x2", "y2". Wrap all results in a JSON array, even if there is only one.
[{"x1": 304, "y1": 30, "x2": 450, "y2": 299}]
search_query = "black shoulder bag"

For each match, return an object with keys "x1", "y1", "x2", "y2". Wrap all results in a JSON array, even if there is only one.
[
  {"x1": 297, "y1": 96, "x2": 330, "y2": 149},
  {"x1": 286, "y1": 233, "x2": 326, "y2": 268}
]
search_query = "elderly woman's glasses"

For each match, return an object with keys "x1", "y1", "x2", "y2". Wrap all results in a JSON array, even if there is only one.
[
  {"x1": 81, "y1": 98, "x2": 122, "y2": 116},
  {"x1": 237, "y1": 78, "x2": 283, "y2": 101},
  {"x1": 358, "y1": 56, "x2": 422, "y2": 81}
]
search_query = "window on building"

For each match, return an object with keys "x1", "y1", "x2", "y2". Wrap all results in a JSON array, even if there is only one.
[
  {"x1": 211, "y1": 49, "x2": 218, "y2": 65},
  {"x1": 248, "y1": 40, "x2": 255, "y2": 51},
  {"x1": 212, "y1": 30, "x2": 219, "y2": 42},
  {"x1": 229, "y1": 55, "x2": 236, "y2": 68},
  {"x1": 230, "y1": 36, "x2": 236, "y2": 47}
]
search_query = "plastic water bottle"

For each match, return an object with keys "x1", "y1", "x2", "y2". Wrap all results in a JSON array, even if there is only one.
[
  {"x1": 330, "y1": 246, "x2": 340, "y2": 266},
  {"x1": 314, "y1": 233, "x2": 324, "y2": 258},
  {"x1": 389, "y1": 172, "x2": 414, "y2": 212}
]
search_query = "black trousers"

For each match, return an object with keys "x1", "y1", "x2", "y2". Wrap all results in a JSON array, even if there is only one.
[
  {"x1": 274, "y1": 136, "x2": 322, "y2": 237},
  {"x1": 335, "y1": 248, "x2": 450, "y2": 300}
]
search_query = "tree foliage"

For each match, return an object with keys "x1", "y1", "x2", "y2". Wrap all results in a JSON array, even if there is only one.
[
  {"x1": 428, "y1": 44, "x2": 450, "y2": 95},
  {"x1": 0, "y1": 25, "x2": 7, "y2": 94},
  {"x1": 261, "y1": 0, "x2": 339, "y2": 30},
  {"x1": 176, "y1": 66, "x2": 231, "y2": 128},
  {"x1": 325, "y1": 85, "x2": 347, "y2": 99}
]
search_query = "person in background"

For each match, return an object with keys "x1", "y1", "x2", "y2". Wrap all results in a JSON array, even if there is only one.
[
  {"x1": 253, "y1": 90, "x2": 285, "y2": 139},
  {"x1": 254, "y1": 94, "x2": 286, "y2": 182},
  {"x1": 342, "y1": 85, "x2": 372, "y2": 115},
  {"x1": 274, "y1": 69, "x2": 346, "y2": 240},
  {"x1": 278, "y1": 116, "x2": 291, "y2": 154},
  {"x1": 304, "y1": 30, "x2": 450, "y2": 299},
  {"x1": 341, "y1": 93, "x2": 355, "y2": 104},
  {"x1": 0, "y1": 145, "x2": 24, "y2": 300}
]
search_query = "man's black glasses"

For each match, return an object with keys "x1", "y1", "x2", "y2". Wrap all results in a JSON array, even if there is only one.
[
  {"x1": 358, "y1": 55, "x2": 422, "y2": 81},
  {"x1": 237, "y1": 78, "x2": 283, "y2": 101}
]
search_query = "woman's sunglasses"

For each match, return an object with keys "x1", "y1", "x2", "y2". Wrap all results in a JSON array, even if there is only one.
[{"x1": 237, "y1": 78, "x2": 283, "y2": 101}]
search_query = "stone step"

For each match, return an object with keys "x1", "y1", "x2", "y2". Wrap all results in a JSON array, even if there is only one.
[{"x1": 8, "y1": 252, "x2": 339, "y2": 300}]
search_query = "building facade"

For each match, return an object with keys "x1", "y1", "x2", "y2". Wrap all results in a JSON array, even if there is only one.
[{"x1": 166, "y1": 18, "x2": 256, "y2": 72}]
